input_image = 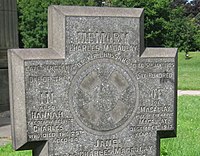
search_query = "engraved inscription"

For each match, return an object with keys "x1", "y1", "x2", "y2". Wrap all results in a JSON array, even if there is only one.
[
  {"x1": 76, "y1": 32, "x2": 129, "y2": 44},
  {"x1": 69, "y1": 31, "x2": 138, "y2": 52},
  {"x1": 39, "y1": 90, "x2": 54, "y2": 104}
]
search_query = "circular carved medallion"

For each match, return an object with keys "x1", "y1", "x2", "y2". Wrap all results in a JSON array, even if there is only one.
[{"x1": 69, "y1": 59, "x2": 138, "y2": 134}]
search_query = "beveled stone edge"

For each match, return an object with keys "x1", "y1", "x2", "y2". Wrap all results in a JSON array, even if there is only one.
[
  {"x1": 7, "y1": 48, "x2": 63, "y2": 150},
  {"x1": 48, "y1": 6, "x2": 65, "y2": 57},
  {"x1": 51, "y1": 5, "x2": 144, "y2": 17},
  {"x1": 141, "y1": 48, "x2": 178, "y2": 58},
  {"x1": 156, "y1": 53, "x2": 178, "y2": 154},
  {"x1": 8, "y1": 48, "x2": 64, "y2": 60},
  {"x1": 8, "y1": 49, "x2": 27, "y2": 150}
]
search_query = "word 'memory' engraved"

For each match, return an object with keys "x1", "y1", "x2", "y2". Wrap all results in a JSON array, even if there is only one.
[
  {"x1": 31, "y1": 111, "x2": 64, "y2": 119},
  {"x1": 76, "y1": 32, "x2": 129, "y2": 44}
]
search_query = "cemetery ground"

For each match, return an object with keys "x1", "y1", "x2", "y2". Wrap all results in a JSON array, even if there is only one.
[
  {"x1": 0, "y1": 52, "x2": 200, "y2": 156},
  {"x1": 178, "y1": 52, "x2": 200, "y2": 90},
  {"x1": 160, "y1": 96, "x2": 200, "y2": 156}
]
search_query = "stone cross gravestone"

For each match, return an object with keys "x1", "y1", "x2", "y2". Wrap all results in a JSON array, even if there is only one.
[{"x1": 8, "y1": 6, "x2": 177, "y2": 156}]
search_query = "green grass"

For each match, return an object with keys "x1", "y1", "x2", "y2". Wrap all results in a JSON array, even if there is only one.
[
  {"x1": 178, "y1": 52, "x2": 200, "y2": 90},
  {"x1": 0, "y1": 144, "x2": 31, "y2": 156},
  {"x1": 161, "y1": 96, "x2": 200, "y2": 156}
]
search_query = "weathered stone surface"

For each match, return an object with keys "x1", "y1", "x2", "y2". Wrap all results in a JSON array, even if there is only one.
[
  {"x1": 0, "y1": 0, "x2": 18, "y2": 112},
  {"x1": 0, "y1": 69, "x2": 9, "y2": 112},
  {"x1": 8, "y1": 6, "x2": 177, "y2": 156},
  {"x1": 0, "y1": 0, "x2": 18, "y2": 58},
  {"x1": 0, "y1": 0, "x2": 18, "y2": 53}
]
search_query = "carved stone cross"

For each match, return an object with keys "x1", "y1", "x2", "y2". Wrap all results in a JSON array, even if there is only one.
[{"x1": 8, "y1": 6, "x2": 177, "y2": 156}]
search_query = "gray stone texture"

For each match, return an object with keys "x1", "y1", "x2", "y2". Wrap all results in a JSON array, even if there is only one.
[
  {"x1": 0, "y1": 0, "x2": 18, "y2": 112},
  {"x1": 0, "y1": 0, "x2": 18, "y2": 55},
  {"x1": 8, "y1": 6, "x2": 177, "y2": 156},
  {"x1": 0, "y1": 111, "x2": 11, "y2": 147},
  {"x1": 0, "y1": 69, "x2": 9, "y2": 111}
]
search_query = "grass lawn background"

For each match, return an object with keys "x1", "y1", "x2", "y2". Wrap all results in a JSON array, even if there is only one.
[
  {"x1": 0, "y1": 144, "x2": 31, "y2": 156},
  {"x1": 161, "y1": 96, "x2": 200, "y2": 156},
  {"x1": 178, "y1": 52, "x2": 200, "y2": 90}
]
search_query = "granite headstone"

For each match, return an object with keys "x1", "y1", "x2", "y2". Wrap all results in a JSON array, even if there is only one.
[{"x1": 8, "y1": 6, "x2": 177, "y2": 156}]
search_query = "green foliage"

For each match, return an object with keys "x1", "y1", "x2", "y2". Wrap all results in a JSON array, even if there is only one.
[
  {"x1": 194, "y1": 13, "x2": 200, "y2": 51},
  {"x1": 17, "y1": 0, "x2": 200, "y2": 51},
  {"x1": 17, "y1": 0, "x2": 97, "y2": 48},
  {"x1": 185, "y1": 0, "x2": 200, "y2": 17},
  {"x1": 164, "y1": 7, "x2": 199, "y2": 51},
  {"x1": 194, "y1": 29, "x2": 200, "y2": 51},
  {"x1": 111, "y1": 0, "x2": 200, "y2": 51},
  {"x1": 111, "y1": 0, "x2": 172, "y2": 47}
]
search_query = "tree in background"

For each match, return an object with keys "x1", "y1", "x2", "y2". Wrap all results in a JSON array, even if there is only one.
[
  {"x1": 17, "y1": 0, "x2": 97, "y2": 48},
  {"x1": 111, "y1": 0, "x2": 172, "y2": 47},
  {"x1": 17, "y1": 0, "x2": 200, "y2": 51},
  {"x1": 111, "y1": 0, "x2": 200, "y2": 51},
  {"x1": 185, "y1": 0, "x2": 200, "y2": 17},
  {"x1": 169, "y1": 0, "x2": 200, "y2": 51}
]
